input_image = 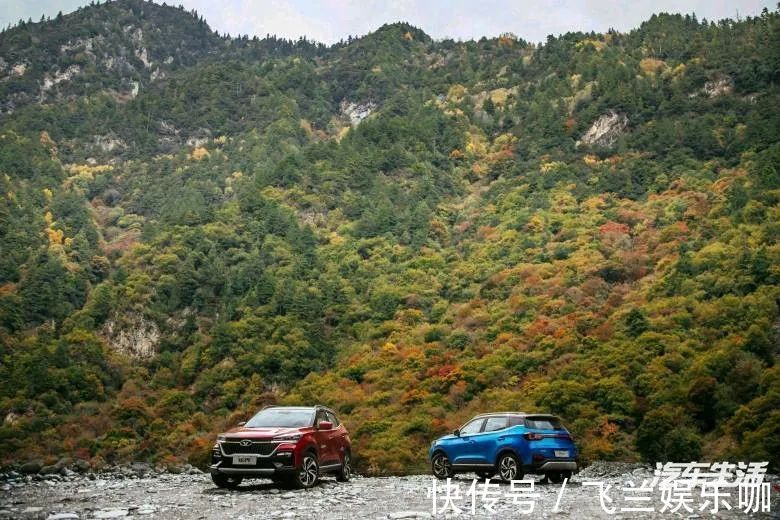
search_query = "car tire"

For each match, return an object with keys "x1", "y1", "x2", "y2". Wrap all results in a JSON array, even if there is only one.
[
  {"x1": 476, "y1": 471, "x2": 495, "y2": 480},
  {"x1": 289, "y1": 453, "x2": 319, "y2": 489},
  {"x1": 547, "y1": 470, "x2": 572, "y2": 484},
  {"x1": 431, "y1": 452, "x2": 454, "y2": 480},
  {"x1": 336, "y1": 452, "x2": 352, "y2": 482},
  {"x1": 211, "y1": 473, "x2": 242, "y2": 489},
  {"x1": 497, "y1": 453, "x2": 522, "y2": 482}
]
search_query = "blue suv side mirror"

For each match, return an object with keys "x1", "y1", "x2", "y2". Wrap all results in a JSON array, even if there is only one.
[{"x1": 452, "y1": 429, "x2": 460, "y2": 436}]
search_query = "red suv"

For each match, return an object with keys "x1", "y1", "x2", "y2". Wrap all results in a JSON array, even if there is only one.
[{"x1": 210, "y1": 405, "x2": 352, "y2": 489}]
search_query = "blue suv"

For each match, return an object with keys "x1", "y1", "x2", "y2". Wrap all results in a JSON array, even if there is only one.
[{"x1": 428, "y1": 412, "x2": 578, "y2": 483}]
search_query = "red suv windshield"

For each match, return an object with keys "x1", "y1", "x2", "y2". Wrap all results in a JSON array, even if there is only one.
[{"x1": 245, "y1": 408, "x2": 314, "y2": 428}]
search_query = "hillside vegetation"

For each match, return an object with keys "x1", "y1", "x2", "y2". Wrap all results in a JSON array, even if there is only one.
[{"x1": 0, "y1": 0, "x2": 778, "y2": 472}]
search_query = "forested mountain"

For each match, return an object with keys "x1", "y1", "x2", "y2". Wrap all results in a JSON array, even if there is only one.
[{"x1": 1, "y1": 0, "x2": 778, "y2": 472}]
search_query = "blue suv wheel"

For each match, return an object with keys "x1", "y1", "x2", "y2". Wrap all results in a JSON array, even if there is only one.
[
  {"x1": 431, "y1": 451, "x2": 454, "y2": 479},
  {"x1": 497, "y1": 452, "x2": 521, "y2": 481}
]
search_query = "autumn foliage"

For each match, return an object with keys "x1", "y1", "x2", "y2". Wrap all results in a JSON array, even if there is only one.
[{"x1": 0, "y1": 7, "x2": 778, "y2": 474}]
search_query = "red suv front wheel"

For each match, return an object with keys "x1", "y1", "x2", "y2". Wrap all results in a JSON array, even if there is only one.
[
  {"x1": 337, "y1": 452, "x2": 352, "y2": 482},
  {"x1": 289, "y1": 453, "x2": 319, "y2": 489}
]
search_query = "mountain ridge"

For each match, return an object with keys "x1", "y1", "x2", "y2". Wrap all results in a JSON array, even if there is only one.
[{"x1": 0, "y1": 2, "x2": 778, "y2": 473}]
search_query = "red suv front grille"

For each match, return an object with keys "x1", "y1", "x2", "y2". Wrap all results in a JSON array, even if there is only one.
[{"x1": 220, "y1": 440, "x2": 278, "y2": 456}]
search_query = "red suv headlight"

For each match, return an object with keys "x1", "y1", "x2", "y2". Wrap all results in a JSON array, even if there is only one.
[
  {"x1": 273, "y1": 433, "x2": 302, "y2": 442},
  {"x1": 274, "y1": 433, "x2": 303, "y2": 451}
]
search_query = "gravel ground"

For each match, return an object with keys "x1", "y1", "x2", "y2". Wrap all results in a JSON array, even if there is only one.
[{"x1": 1, "y1": 463, "x2": 777, "y2": 519}]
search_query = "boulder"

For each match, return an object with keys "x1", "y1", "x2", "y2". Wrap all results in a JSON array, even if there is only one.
[
  {"x1": 89, "y1": 455, "x2": 106, "y2": 471},
  {"x1": 55, "y1": 457, "x2": 73, "y2": 470},
  {"x1": 19, "y1": 460, "x2": 43, "y2": 474},
  {"x1": 73, "y1": 459, "x2": 91, "y2": 473},
  {"x1": 93, "y1": 510, "x2": 128, "y2": 519},
  {"x1": 130, "y1": 462, "x2": 152, "y2": 476},
  {"x1": 39, "y1": 465, "x2": 59, "y2": 476}
]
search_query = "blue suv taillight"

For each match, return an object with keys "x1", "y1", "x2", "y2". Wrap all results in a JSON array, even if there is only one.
[{"x1": 524, "y1": 432, "x2": 572, "y2": 441}]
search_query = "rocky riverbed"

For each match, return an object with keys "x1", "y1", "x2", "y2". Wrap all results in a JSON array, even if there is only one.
[{"x1": 1, "y1": 463, "x2": 777, "y2": 519}]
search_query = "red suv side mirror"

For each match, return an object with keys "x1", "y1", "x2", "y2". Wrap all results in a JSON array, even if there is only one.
[{"x1": 318, "y1": 421, "x2": 333, "y2": 430}]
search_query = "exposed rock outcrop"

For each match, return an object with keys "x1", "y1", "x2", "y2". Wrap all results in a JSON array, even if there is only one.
[
  {"x1": 129, "y1": 80, "x2": 140, "y2": 98},
  {"x1": 157, "y1": 120, "x2": 181, "y2": 149},
  {"x1": 11, "y1": 62, "x2": 28, "y2": 77},
  {"x1": 0, "y1": 59, "x2": 28, "y2": 81},
  {"x1": 135, "y1": 47, "x2": 152, "y2": 68},
  {"x1": 186, "y1": 128, "x2": 211, "y2": 147},
  {"x1": 41, "y1": 65, "x2": 81, "y2": 91},
  {"x1": 101, "y1": 314, "x2": 160, "y2": 359},
  {"x1": 150, "y1": 68, "x2": 165, "y2": 81},
  {"x1": 703, "y1": 76, "x2": 734, "y2": 98},
  {"x1": 94, "y1": 134, "x2": 127, "y2": 153},
  {"x1": 103, "y1": 55, "x2": 133, "y2": 73},
  {"x1": 60, "y1": 35, "x2": 103, "y2": 54},
  {"x1": 576, "y1": 110, "x2": 628, "y2": 148},
  {"x1": 125, "y1": 25, "x2": 144, "y2": 44},
  {"x1": 341, "y1": 100, "x2": 376, "y2": 127}
]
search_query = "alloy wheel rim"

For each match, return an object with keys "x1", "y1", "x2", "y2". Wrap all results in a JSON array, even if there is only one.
[
  {"x1": 499, "y1": 456, "x2": 517, "y2": 480},
  {"x1": 433, "y1": 455, "x2": 450, "y2": 477},
  {"x1": 300, "y1": 456, "x2": 318, "y2": 486},
  {"x1": 343, "y1": 454, "x2": 351, "y2": 479}
]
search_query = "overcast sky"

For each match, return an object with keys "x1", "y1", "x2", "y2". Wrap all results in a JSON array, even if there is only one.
[{"x1": 2, "y1": 0, "x2": 774, "y2": 43}]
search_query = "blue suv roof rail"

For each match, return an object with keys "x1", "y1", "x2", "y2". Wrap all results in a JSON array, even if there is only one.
[{"x1": 474, "y1": 411, "x2": 527, "y2": 417}]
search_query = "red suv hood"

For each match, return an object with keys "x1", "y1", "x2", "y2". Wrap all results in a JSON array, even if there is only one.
[{"x1": 222, "y1": 426, "x2": 315, "y2": 439}]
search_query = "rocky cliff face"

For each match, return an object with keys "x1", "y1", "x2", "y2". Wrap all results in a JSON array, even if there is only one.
[
  {"x1": 340, "y1": 101, "x2": 376, "y2": 127},
  {"x1": 576, "y1": 110, "x2": 629, "y2": 148},
  {"x1": 101, "y1": 314, "x2": 160, "y2": 359},
  {"x1": 703, "y1": 76, "x2": 734, "y2": 98}
]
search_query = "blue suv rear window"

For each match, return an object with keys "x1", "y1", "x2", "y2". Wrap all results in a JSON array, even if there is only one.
[{"x1": 525, "y1": 417, "x2": 562, "y2": 430}]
